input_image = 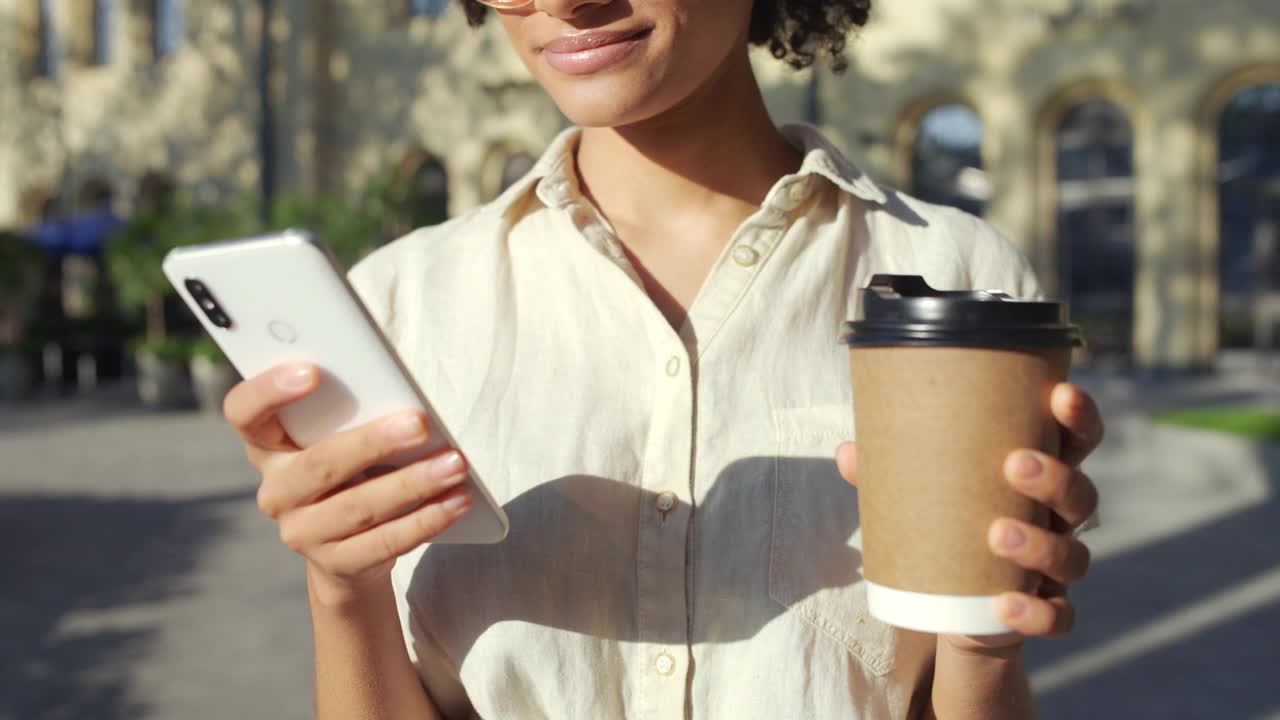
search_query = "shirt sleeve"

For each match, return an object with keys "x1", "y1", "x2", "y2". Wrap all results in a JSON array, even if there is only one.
[
  {"x1": 390, "y1": 549, "x2": 479, "y2": 719},
  {"x1": 348, "y1": 231, "x2": 482, "y2": 718},
  {"x1": 963, "y1": 214, "x2": 1045, "y2": 302}
]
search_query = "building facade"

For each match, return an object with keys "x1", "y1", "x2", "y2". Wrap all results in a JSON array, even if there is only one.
[{"x1": 2, "y1": 0, "x2": 1278, "y2": 369}]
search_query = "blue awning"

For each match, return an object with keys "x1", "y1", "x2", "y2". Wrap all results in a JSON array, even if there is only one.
[{"x1": 26, "y1": 209, "x2": 123, "y2": 255}]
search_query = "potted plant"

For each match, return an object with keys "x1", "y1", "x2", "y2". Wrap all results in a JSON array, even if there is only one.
[
  {"x1": 110, "y1": 193, "x2": 265, "y2": 408},
  {"x1": 264, "y1": 191, "x2": 381, "y2": 267},
  {"x1": 0, "y1": 230, "x2": 43, "y2": 401},
  {"x1": 106, "y1": 202, "x2": 207, "y2": 408},
  {"x1": 188, "y1": 336, "x2": 240, "y2": 413},
  {"x1": 129, "y1": 335, "x2": 195, "y2": 408}
]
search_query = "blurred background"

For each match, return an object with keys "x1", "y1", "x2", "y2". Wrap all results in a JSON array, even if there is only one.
[{"x1": 0, "y1": 1, "x2": 1277, "y2": 718}]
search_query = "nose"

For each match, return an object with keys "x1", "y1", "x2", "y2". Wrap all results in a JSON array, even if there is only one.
[{"x1": 532, "y1": 0, "x2": 613, "y2": 19}]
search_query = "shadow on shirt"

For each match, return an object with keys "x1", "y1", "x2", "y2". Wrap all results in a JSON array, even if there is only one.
[{"x1": 401, "y1": 456, "x2": 880, "y2": 661}]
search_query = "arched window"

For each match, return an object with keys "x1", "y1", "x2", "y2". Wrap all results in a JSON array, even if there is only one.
[
  {"x1": 77, "y1": 178, "x2": 113, "y2": 213},
  {"x1": 1217, "y1": 83, "x2": 1280, "y2": 349},
  {"x1": 68, "y1": 178, "x2": 121, "y2": 257},
  {"x1": 153, "y1": 0, "x2": 183, "y2": 59},
  {"x1": 92, "y1": 0, "x2": 115, "y2": 65},
  {"x1": 406, "y1": 0, "x2": 449, "y2": 18},
  {"x1": 910, "y1": 104, "x2": 988, "y2": 218},
  {"x1": 407, "y1": 155, "x2": 450, "y2": 227},
  {"x1": 1055, "y1": 98, "x2": 1136, "y2": 360},
  {"x1": 135, "y1": 172, "x2": 176, "y2": 215},
  {"x1": 500, "y1": 152, "x2": 537, "y2": 194},
  {"x1": 19, "y1": 187, "x2": 58, "y2": 227},
  {"x1": 38, "y1": 0, "x2": 60, "y2": 78}
]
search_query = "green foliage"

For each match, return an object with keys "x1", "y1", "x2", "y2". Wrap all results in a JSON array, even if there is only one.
[
  {"x1": 362, "y1": 165, "x2": 449, "y2": 240},
  {"x1": 129, "y1": 335, "x2": 192, "y2": 362},
  {"x1": 1220, "y1": 311, "x2": 1254, "y2": 349},
  {"x1": 105, "y1": 211, "x2": 170, "y2": 313},
  {"x1": 106, "y1": 193, "x2": 262, "y2": 339},
  {"x1": 261, "y1": 192, "x2": 381, "y2": 269},
  {"x1": 1153, "y1": 408, "x2": 1280, "y2": 442},
  {"x1": 188, "y1": 336, "x2": 226, "y2": 363},
  {"x1": 104, "y1": 163, "x2": 441, "y2": 342},
  {"x1": 0, "y1": 230, "x2": 42, "y2": 299}
]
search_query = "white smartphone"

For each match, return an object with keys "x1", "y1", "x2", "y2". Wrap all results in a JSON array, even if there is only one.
[{"x1": 163, "y1": 229, "x2": 509, "y2": 544}]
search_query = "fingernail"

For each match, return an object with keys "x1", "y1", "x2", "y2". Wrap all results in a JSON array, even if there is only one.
[
  {"x1": 1011, "y1": 451, "x2": 1043, "y2": 481},
  {"x1": 442, "y1": 491, "x2": 472, "y2": 514},
  {"x1": 997, "y1": 594, "x2": 1027, "y2": 620},
  {"x1": 996, "y1": 521, "x2": 1027, "y2": 551},
  {"x1": 277, "y1": 365, "x2": 315, "y2": 392},
  {"x1": 423, "y1": 452, "x2": 465, "y2": 478},
  {"x1": 386, "y1": 412, "x2": 426, "y2": 444}
]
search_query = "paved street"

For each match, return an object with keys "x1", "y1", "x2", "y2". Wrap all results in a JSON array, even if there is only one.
[
  {"x1": 0, "y1": 385, "x2": 314, "y2": 720},
  {"x1": 1, "y1": 367, "x2": 1277, "y2": 719}
]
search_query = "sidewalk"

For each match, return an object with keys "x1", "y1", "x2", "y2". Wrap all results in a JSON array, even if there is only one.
[
  {"x1": 0, "y1": 387, "x2": 314, "y2": 720},
  {"x1": 1029, "y1": 365, "x2": 1280, "y2": 719},
  {"x1": 1, "y1": 370, "x2": 1276, "y2": 719}
]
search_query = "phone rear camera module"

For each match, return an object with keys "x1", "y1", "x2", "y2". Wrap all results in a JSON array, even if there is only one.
[{"x1": 184, "y1": 278, "x2": 234, "y2": 330}]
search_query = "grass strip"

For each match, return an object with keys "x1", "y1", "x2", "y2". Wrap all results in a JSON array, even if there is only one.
[{"x1": 1152, "y1": 407, "x2": 1280, "y2": 442}]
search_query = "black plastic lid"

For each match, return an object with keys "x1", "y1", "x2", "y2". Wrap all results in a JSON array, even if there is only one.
[{"x1": 845, "y1": 275, "x2": 1083, "y2": 348}]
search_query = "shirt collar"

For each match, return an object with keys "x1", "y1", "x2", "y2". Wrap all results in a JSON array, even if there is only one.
[
  {"x1": 495, "y1": 123, "x2": 887, "y2": 221},
  {"x1": 778, "y1": 123, "x2": 888, "y2": 205}
]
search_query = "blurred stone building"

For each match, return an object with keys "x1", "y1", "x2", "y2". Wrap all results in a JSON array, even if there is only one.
[{"x1": 1, "y1": 0, "x2": 1278, "y2": 370}]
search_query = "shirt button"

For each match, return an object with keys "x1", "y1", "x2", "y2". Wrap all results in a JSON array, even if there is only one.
[
  {"x1": 655, "y1": 491, "x2": 677, "y2": 512},
  {"x1": 731, "y1": 245, "x2": 760, "y2": 267},
  {"x1": 787, "y1": 181, "x2": 809, "y2": 203},
  {"x1": 665, "y1": 356, "x2": 682, "y2": 376},
  {"x1": 654, "y1": 651, "x2": 677, "y2": 676}
]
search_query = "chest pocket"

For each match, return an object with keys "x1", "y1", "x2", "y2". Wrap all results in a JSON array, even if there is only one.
[{"x1": 769, "y1": 405, "x2": 896, "y2": 677}]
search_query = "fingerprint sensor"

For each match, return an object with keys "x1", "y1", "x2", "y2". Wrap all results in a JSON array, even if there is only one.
[{"x1": 268, "y1": 320, "x2": 298, "y2": 344}]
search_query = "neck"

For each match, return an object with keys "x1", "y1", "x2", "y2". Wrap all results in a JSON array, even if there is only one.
[{"x1": 574, "y1": 50, "x2": 802, "y2": 233}]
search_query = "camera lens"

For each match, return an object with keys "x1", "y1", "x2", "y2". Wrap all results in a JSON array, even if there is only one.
[{"x1": 184, "y1": 278, "x2": 234, "y2": 330}]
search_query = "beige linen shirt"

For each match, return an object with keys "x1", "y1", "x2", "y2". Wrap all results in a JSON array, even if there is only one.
[{"x1": 349, "y1": 125, "x2": 1042, "y2": 720}]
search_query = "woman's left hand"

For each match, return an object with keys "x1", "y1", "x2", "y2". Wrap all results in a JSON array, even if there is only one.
[
  {"x1": 836, "y1": 382, "x2": 1104, "y2": 651},
  {"x1": 952, "y1": 382, "x2": 1103, "y2": 651}
]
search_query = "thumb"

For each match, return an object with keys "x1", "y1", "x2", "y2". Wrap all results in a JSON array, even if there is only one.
[{"x1": 835, "y1": 441, "x2": 859, "y2": 487}]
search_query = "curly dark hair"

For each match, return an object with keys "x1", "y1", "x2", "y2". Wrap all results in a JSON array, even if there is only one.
[{"x1": 459, "y1": 0, "x2": 873, "y2": 73}]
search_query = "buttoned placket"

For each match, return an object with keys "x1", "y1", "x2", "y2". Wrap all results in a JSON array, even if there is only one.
[
  {"x1": 549, "y1": 187, "x2": 695, "y2": 716},
  {"x1": 554, "y1": 175, "x2": 811, "y2": 719},
  {"x1": 680, "y1": 178, "x2": 810, "y2": 360}
]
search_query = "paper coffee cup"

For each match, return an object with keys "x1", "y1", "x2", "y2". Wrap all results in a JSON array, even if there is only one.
[{"x1": 845, "y1": 275, "x2": 1082, "y2": 635}]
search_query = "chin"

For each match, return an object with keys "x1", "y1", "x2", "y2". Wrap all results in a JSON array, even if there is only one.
[
  {"x1": 542, "y1": 73, "x2": 689, "y2": 129},
  {"x1": 553, "y1": 88, "x2": 653, "y2": 128}
]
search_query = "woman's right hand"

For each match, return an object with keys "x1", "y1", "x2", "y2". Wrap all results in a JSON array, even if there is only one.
[{"x1": 223, "y1": 363, "x2": 473, "y2": 604}]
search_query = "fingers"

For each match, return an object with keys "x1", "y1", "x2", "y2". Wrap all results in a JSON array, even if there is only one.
[
  {"x1": 1005, "y1": 450, "x2": 1099, "y2": 529},
  {"x1": 257, "y1": 410, "x2": 434, "y2": 518},
  {"x1": 989, "y1": 518, "x2": 1091, "y2": 585},
  {"x1": 1051, "y1": 383, "x2": 1104, "y2": 466},
  {"x1": 996, "y1": 592, "x2": 1076, "y2": 638},
  {"x1": 835, "y1": 442, "x2": 859, "y2": 487},
  {"x1": 326, "y1": 486, "x2": 473, "y2": 573},
  {"x1": 224, "y1": 364, "x2": 319, "y2": 451},
  {"x1": 280, "y1": 451, "x2": 469, "y2": 548}
]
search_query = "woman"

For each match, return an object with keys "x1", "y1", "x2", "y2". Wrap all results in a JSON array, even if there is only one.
[{"x1": 225, "y1": 0, "x2": 1103, "y2": 717}]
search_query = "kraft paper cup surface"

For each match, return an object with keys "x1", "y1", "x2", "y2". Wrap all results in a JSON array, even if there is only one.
[
  {"x1": 850, "y1": 346, "x2": 1068, "y2": 635},
  {"x1": 845, "y1": 274, "x2": 1081, "y2": 636}
]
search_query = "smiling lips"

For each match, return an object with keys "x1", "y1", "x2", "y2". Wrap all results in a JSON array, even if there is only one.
[{"x1": 541, "y1": 28, "x2": 652, "y2": 75}]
